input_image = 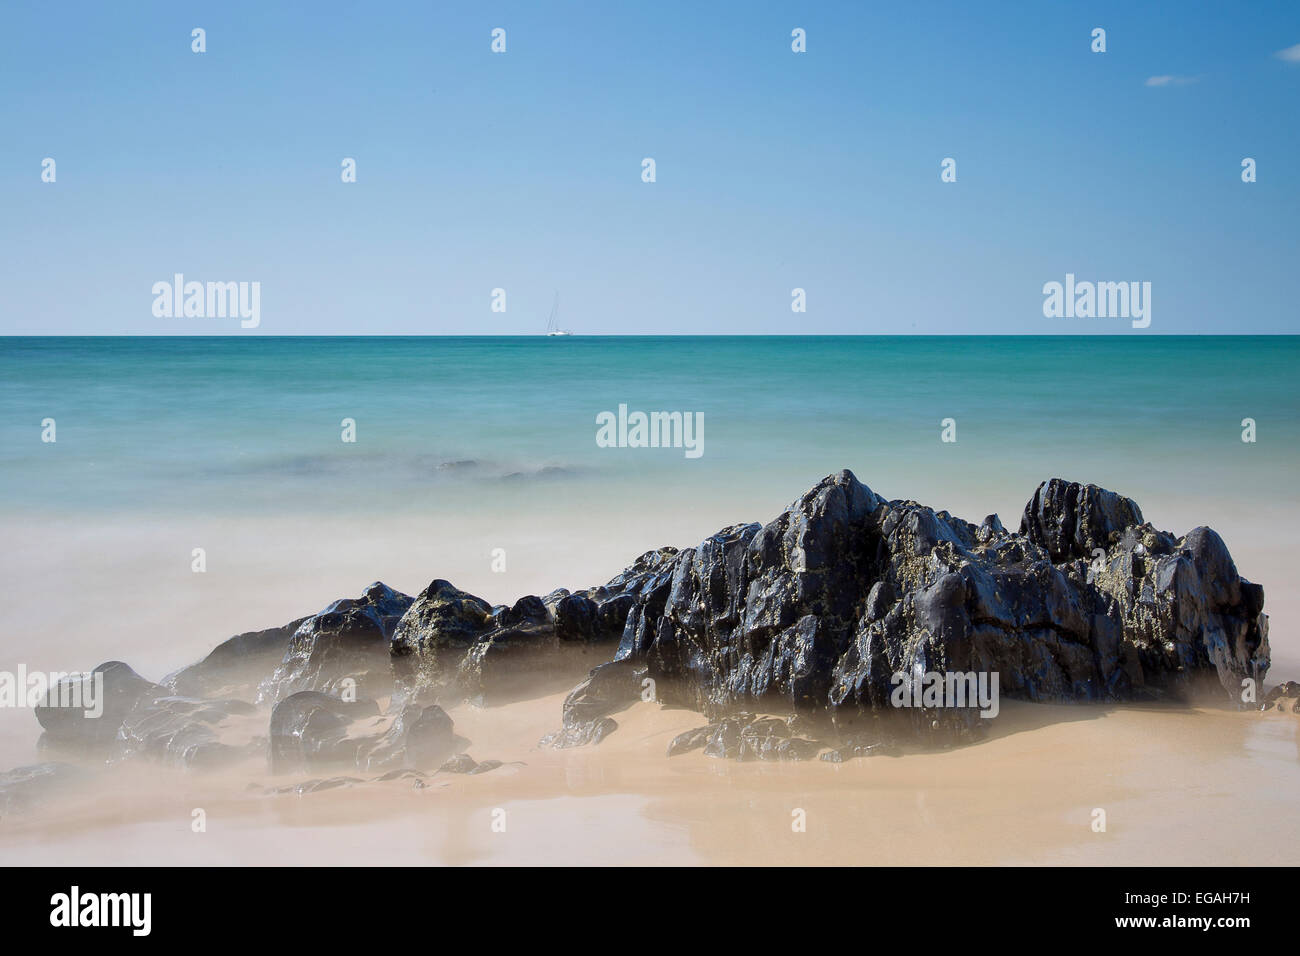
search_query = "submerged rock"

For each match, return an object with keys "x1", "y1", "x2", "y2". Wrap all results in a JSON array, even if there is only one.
[
  {"x1": 361, "y1": 701, "x2": 456, "y2": 771},
  {"x1": 114, "y1": 695, "x2": 260, "y2": 769},
  {"x1": 540, "y1": 716, "x2": 618, "y2": 749},
  {"x1": 268, "y1": 691, "x2": 454, "y2": 774},
  {"x1": 819, "y1": 731, "x2": 904, "y2": 763},
  {"x1": 35, "y1": 662, "x2": 162, "y2": 750},
  {"x1": 270, "y1": 776, "x2": 365, "y2": 796},
  {"x1": 373, "y1": 768, "x2": 428, "y2": 783},
  {"x1": 267, "y1": 691, "x2": 381, "y2": 773},
  {"x1": 668, "y1": 714, "x2": 821, "y2": 761},
  {"x1": 437, "y1": 753, "x2": 479, "y2": 773},
  {"x1": 0, "y1": 762, "x2": 90, "y2": 815}
]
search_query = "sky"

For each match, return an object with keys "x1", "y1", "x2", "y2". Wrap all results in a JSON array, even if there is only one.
[{"x1": 1, "y1": 0, "x2": 1297, "y2": 334}]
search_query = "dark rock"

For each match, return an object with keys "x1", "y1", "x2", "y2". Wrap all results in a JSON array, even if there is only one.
[
  {"x1": 494, "y1": 595, "x2": 550, "y2": 630},
  {"x1": 45, "y1": 470, "x2": 1265, "y2": 777},
  {"x1": 597, "y1": 470, "x2": 1268, "y2": 754},
  {"x1": 114, "y1": 695, "x2": 260, "y2": 769},
  {"x1": 163, "y1": 621, "x2": 305, "y2": 699},
  {"x1": 539, "y1": 660, "x2": 647, "y2": 748},
  {"x1": 274, "y1": 776, "x2": 364, "y2": 795},
  {"x1": 35, "y1": 662, "x2": 162, "y2": 749},
  {"x1": 390, "y1": 579, "x2": 496, "y2": 684},
  {"x1": 561, "y1": 660, "x2": 646, "y2": 727},
  {"x1": 392, "y1": 556, "x2": 673, "y2": 704},
  {"x1": 539, "y1": 717, "x2": 618, "y2": 749},
  {"x1": 361, "y1": 703, "x2": 455, "y2": 771},
  {"x1": 604, "y1": 547, "x2": 681, "y2": 597},
  {"x1": 667, "y1": 726, "x2": 712, "y2": 756},
  {"x1": 674, "y1": 714, "x2": 824, "y2": 762},
  {"x1": 975, "y1": 514, "x2": 1004, "y2": 545},
  {"x1": 702, "y1": 715, "x2": 751, "y2": 759},
  {"x1": 267, "y1": 691, "x2": 381, "y2": 773},
  {"x1": 268, "y1": 689, "x2": 453, "y2": 774},
  {"x1": 373, "y1": 768, "x2": 427, "y2": 783},
  {"x1": 554, "y1": 593, "x2": 600, "y2": 642},
  {"x1": 438, "y1": 753, "x2": 478, "y2": 773},
  {"x1": 1020, "y1": 478, "x2": 1145, "y2": 562},
  {"x1": 258, "y1": 582, "x2": 413, "y2": 705},
  {"x1": 819, "y1": 732, "x2": 903, "y2": 762}
]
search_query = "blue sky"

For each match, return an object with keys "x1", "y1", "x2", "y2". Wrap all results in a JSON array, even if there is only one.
[{"x1": 1, "y1": 0, "x2": 1297, "y2": 334}]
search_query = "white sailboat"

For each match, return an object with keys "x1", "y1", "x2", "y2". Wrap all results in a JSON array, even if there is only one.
[{"x1": 545, "y1": 293, "x2": 572, "y2": 336}]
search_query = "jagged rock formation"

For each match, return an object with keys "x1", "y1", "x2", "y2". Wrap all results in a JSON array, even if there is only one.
[
  {"x1": 605, "y1": 471, "x2": 1268, "y2": 746},
  {"x1": 4, "y1": 471, "x2": 1275, "y2": 792}
]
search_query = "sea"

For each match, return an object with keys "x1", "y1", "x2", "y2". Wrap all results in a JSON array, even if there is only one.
[{"x1": 1, "y1": 335, "x2": 1296, "y2": 691}]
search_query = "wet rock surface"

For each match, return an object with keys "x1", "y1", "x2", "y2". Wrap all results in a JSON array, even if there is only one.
[
  {"x1": 818, "y1": 727, "x2": 905, "y2": 763},
  {"x1": 540, "y1": 716, "x2": 618, "y2": 749},
  {"x1": 611, "y1": 472, "x2": 1268, "y2": 744},
  {"x1": 269, "y1": 775, "x2": 365, "y2": 796},
  {"x1": 539, "y1": 659, "x2": 646, "y2": 748},
  {"x1": 0, "y1": 471, "x2": 1279, "y2": 791},
  {"x1": 436, "y1": 754, "x2": 509, "y2": 774},
  {"x1": 437, "y1": 753, "x2": 479, "y2": 773},
  {"x1": 668, "y1": 713, "x2": 822, "y2": 761},
  {"x1": 267, "y1": 691, "x2": 456, "y2": 773},
  {"x1": 392, "y1": 551, "x2": 675, "y2": 704},
  {"x1": 115, "y1": 695, "x2": 261, "y2": 769},
  {"x1": 258, "y1": 582, "x2": 414, "y2": 705},
  {"x1": 267, "y1": 692, "x2": 382, "y2": 773},
  {"x1": 35, "y1": 661, "x2": 162, "y2": 750}
]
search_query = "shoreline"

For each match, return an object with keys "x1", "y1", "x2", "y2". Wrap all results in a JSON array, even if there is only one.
[
  {"x1": 2, "y1": 694, "x2": 1296, "y2": 866},
  {"x1": 0, "y1": 469, "x2": 1293, "y2": 868}
]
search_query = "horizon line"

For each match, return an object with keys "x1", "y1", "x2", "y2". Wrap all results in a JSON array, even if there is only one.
[{"x1": 4, "y1": 331, "x2": 1299, "y2": 338}]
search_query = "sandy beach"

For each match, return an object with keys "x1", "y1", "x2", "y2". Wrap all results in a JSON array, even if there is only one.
[
  {"x1": 2, "y1": 676, "x2": 1297, "y2": 866},
  {"x1": 2, "y1": 337, "x2": 1296, "y2": 868}
]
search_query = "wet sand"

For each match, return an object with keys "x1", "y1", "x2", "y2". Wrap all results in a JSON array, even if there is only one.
[
  {"x1": 2, "y1": 683, "x2": 1297, "y2": 866},
  {"x1": 1, "y1": 491, "x2": 1296, "y2": 867}
]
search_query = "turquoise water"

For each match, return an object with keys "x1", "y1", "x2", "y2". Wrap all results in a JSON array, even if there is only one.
[{"x1": 2, "y1": 336, "x2": 1297, "y2": 523}]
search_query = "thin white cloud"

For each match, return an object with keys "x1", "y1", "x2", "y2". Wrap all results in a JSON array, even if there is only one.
[
  {"x1": 1145, "y1": 75, "x2": 1197, "y2": 87},
  {"x1": 1275, "y1": 43, "x2": 1300, "y2": 63}
]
